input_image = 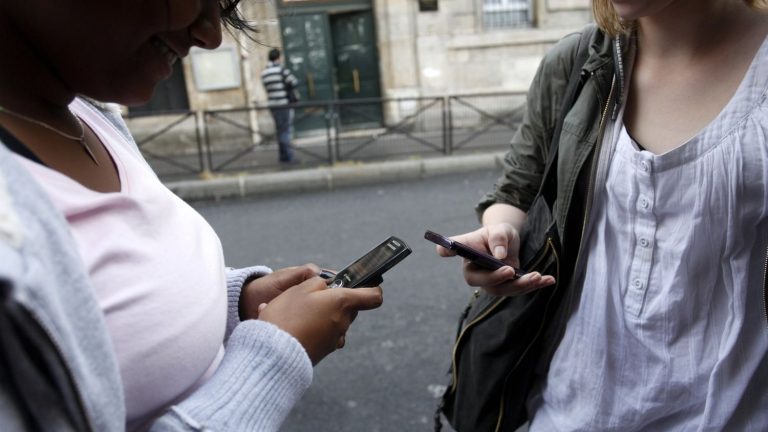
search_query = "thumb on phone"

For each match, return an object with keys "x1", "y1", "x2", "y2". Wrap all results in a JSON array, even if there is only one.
[
  {"x1": 339, "y1": 286, "x2": 384, "y2": 312},
  {"x1": 486, "y1": 224, "x2": 511, "y2": 260}
]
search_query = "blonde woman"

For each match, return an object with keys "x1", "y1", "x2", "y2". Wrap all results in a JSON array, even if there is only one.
[{"x1": 438, "y1": 0, "x2": 768, "y2": 430}]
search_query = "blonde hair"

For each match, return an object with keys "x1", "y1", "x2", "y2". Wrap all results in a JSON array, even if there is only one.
[{"x1": 593, "y1": 0, "x2": 768, "y2": 37}]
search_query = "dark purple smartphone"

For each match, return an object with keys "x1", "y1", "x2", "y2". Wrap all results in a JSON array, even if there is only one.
[{"x1": 425, "y1": 230, "x2": 525, "y2": 279}]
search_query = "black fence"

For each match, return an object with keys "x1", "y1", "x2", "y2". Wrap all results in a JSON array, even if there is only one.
[{"x1": 124, "y1": 93, "x2": 526, "y2": 180}]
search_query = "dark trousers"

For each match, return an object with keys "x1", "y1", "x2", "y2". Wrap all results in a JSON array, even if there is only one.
[{"x1": 270, "y1": 107, "x2": 294, "y2": 162}]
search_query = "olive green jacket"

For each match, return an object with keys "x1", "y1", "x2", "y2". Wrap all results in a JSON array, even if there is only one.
[{"x1": 477, "y1": 24, "x2": 623, "y2": 291}]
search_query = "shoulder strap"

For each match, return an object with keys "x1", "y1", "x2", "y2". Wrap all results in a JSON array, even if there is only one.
[
  {"x1": 539, "y1": 25, "x2": 597, "y2": 208},
  {"x1": 282, "y1": 67, "x2": 293, "y2": 87}
]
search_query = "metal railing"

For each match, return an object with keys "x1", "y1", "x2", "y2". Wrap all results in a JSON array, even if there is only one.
[
  {"x1": 448, "y1": 93, "x2": 525, "y2": 152},
  {"x1": 124, "y1": 92, "x2": 526, "y2": 180},
  {"x1": 202, "y1": 102, "x2": 336, "y2": 173}
]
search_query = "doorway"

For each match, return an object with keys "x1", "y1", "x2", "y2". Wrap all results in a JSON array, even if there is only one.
[
  {"x1": 279, "y1": 8, "x2": 383, "y2": 135},
  {"x1": 330, "y1": 10, "x2": 383, "y2": 129}
]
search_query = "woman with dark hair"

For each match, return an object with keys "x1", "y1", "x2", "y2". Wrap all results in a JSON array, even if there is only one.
[
  {"x1": 438, "y1": 0, "x2": 768, "y2": 430},
  {"x1": 0, "y1": 1, "x2": 382, "y2": 430}
]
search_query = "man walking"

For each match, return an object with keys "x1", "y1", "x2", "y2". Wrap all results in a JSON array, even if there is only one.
[{"x1": 261, "y1": 48, "x2": 299, "y2": 164}]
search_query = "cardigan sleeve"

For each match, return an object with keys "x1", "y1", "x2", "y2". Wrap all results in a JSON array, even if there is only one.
[
  {"x1": 149, "y1": 320, "x2": 312, "y2": 432},
  {"x1": 224, "y1": 266, "x2": 272, "y2": 342}
]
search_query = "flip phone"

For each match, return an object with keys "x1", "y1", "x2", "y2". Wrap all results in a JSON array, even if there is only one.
[{"x1": 326, "y1": 236, "x2": 412, "y2": 288}]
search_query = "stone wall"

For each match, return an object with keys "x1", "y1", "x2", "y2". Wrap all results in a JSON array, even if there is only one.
[
  {"x1": 126, "y1": 0, "x2": 592, "y2": 158},
  {"x1": 375, "y1": 0, "x2": 591, "y2": 98}
]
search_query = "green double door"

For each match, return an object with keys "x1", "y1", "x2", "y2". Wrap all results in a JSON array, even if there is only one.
[{"x1": 280, "y1": 9, "x2": 383, "y2": 134}]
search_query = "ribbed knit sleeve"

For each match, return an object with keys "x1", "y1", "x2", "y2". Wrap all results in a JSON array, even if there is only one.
[
  {"x1": 149, "y1": 320, "x2": 312, "y2": 432},
  {"x1": 225, "y1": 266, "x2": 271, "y2": 341}
]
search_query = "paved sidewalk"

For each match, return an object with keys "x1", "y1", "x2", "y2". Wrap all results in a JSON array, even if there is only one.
[{"x1": 166, "y1": 151, "x2": 507, "y2": 201}]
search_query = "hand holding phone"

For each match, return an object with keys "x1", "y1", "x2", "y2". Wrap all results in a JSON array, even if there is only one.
[
  {"x1": 259, "y1": 276, "x2": 383, "y2": 365},
  {"x1": 425, "y1": 230, "x2": 525, "y2": 279},
  {"x1": 326, "y1": 236, "x2": 411, "y2": 288}
]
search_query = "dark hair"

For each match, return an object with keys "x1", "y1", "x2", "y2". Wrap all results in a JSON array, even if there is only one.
[
  {"x1": 268, "y1": 48, "x2": 281, "y2": 61},
  {"x1": 219, "y1": 0, "x2": 257, "y2": 34}
]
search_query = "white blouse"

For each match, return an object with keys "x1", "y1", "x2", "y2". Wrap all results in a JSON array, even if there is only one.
[{"x1": 530, "y1": 37, "x2": 768, "y2": 430}]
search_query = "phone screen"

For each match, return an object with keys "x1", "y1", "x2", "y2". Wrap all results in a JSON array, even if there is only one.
[{"x1": 330, "y1": 237, "x2": 411, "y2": 288}]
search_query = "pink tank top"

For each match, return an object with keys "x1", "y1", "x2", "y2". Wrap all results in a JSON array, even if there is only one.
[{"x1": 15, "y1": 98, "x2": 227, "y2": 430}]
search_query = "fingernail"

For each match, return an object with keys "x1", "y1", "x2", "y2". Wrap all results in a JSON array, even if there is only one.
[{"x1": 493, "y1": 246, "x2": 506, "y2": 259}]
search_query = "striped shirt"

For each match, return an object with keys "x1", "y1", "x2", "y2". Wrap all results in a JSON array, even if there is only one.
[{"x1": 261, "y1": 61, "x2": 298, "y2": 106}]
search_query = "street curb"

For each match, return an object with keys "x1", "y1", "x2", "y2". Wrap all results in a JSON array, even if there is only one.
[{"x1": 166, "y1": 151, "x2": 507, "y2": 201}]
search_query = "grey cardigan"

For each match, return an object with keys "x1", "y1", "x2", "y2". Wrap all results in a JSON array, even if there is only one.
[{"x1": 0, "y1": 101, "x2": 312, "y2": 431}]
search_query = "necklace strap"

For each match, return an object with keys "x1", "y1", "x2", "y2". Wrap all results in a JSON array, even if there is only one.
[
  {"x1": 0, "y1": 105, "x2": 85, "y2": 141},
  {"x1": 0, "y1": 104, "x2": 99, "y2": 166}
]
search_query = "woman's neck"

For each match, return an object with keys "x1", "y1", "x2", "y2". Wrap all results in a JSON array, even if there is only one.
[
  {"x1": 624, "y1": 0, "x2": 768, "y2": 154},
  {"x1": 636, "y1": 0, "x2": 765, "y2": 61},
  {"x1": 0, "y1": 10, "x2": 75, "y2": 121}
]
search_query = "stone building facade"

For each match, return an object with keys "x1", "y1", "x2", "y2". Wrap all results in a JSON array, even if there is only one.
[
  {"x1": 127, "y1": 0, "x2": 592, "y2": 159},
  {"x1": 137, "y1": 0, "x2": 590, "y2": 112}
]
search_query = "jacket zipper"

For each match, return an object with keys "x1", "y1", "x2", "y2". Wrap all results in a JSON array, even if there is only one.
[
  {"x1": 494, "y1": 238, "x2": 560, "y2": 432},
  {"x1": 569, "y1": 74, "x2": 616, "y2": 285},
  {"x1": 446, "y1": 236, "x2": 557, "y2": 398},
  {"x1": 446, "y1": 299, "x2": 505, "y2": 397},
  {"x1": 22, "y1": 305, "x2": 95, "y2": 431}
]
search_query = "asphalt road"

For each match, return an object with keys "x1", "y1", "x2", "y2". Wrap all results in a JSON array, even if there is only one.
[{"x1": 193, "y1": 170, "x2": 501, "y2": 432}]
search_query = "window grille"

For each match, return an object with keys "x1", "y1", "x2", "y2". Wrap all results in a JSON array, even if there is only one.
[{"x1": 482, "y1": 0, "x2": 531, "y2": 29}]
